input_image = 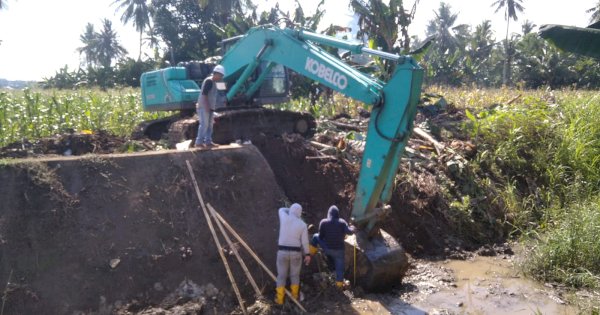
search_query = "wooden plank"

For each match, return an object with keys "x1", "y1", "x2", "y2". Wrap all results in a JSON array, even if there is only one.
[{"x1": 185, "y1": 160, "x2": 247, "y2": 315}]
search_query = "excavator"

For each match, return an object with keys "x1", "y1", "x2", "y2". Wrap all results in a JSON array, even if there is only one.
[{"x1": 140, "y1": 24, "x2": 423, "y2": 290}]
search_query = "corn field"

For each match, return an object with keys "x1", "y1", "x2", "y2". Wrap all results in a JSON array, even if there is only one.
[{"x1": 0, "y1": 88, "x2": 166, "y2": 147}]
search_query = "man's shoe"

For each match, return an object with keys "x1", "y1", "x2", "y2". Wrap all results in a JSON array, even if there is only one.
[{"x1": 205, "y1": 142, "x2": 219, "y2": 148}]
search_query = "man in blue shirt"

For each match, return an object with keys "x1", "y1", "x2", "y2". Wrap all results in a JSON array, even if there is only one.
[{"x1": 309, "y1": 205, "x2": 354, "y2": 288}]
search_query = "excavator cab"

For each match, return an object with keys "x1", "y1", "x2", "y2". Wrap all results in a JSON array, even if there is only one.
[{"x1": 140, "y1": 37, "x2": 291, "y2": 112}]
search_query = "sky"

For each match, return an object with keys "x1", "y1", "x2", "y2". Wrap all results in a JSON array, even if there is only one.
[{"x1": 0, "y1": 0, "x2": 596, "y2": 81}]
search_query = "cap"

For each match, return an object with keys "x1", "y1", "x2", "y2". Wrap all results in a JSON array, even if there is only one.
[{"x1": 213, "y1": 64, "x2": 225, "y2": 76}]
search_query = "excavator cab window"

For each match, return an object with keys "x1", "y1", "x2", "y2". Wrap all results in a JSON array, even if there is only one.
[
  {"x1": 220, "y1": 36, "x2": 290, "y2": 106},
  {"x1": 259, "y1": 63, "x2": 287, "y2": 96}
]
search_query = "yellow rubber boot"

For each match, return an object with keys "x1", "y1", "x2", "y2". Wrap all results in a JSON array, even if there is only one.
[
  {"x1": 336, "y1": 281, "x2": 344, "y2": 289},
  {"x1": 290, "y1": 284, "x2": 300, "y2": 300},
  {"x1": 275, "y1": 287, "x2": 285, "y2": 305},
  {"x1": 309, "y1": 244, "x2": 318, "y2": 256}
]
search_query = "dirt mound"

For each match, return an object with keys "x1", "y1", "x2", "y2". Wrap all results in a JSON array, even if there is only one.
[
  {"x1": 252, "y1": 133, "x2": 358, "y2": 225},
  {"x1": 0, "y1": 146, "x2": 287, "y2": 314}
]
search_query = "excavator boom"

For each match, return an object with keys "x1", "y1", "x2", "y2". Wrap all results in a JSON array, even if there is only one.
[
  {"x1": 220, "y1": 25, "x2": 423, "y2": 229},
  {"x1": 219, "y1": 25, "x2": 423, "y2": 290}
]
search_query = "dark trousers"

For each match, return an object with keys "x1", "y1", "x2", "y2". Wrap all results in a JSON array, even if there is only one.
[{"x1": 311, "y1": 234, "x2": 345, "y2": 281}]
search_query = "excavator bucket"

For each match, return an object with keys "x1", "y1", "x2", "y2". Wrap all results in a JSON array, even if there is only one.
[{"x1": 344, "y1": 229, "x2": 409, "y2": 291}]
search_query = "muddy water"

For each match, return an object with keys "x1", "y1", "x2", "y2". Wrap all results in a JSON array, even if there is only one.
[
  {"x1": 444, "y1": 257, "x2": 575, "y2": 314},
  {"x1": 343, "y1": 255, "x2": 578, "y2": 315}
]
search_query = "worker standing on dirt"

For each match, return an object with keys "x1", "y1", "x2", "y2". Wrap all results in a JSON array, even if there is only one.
[
  {"x1": 276, "y1": 203, "x2": 311, "y2": 305},
  {"x1": 195, "y1": 64, "x2": 226, "y2": 148},
  {"x1": 309, "y1": 205, "x2": 355, "y2": 288}
]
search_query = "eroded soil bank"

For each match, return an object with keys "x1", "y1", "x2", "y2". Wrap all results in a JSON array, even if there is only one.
[{"x1": 0, "y1": 145, "x2": 288, "y2": 314}]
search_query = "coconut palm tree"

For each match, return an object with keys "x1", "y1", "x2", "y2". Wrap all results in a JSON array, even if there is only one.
[
  {"x1": 521, "y1": 20, "x2": 536, "y2": 35},
  {"x1": 423, "y1": 2, "x2": 469, "y2": 85},
  {"x1": 491, "y1": 0, "x2": 525, "y2": 85},
  {"x1": 113, "y1": 0, "x2": 152, "y2": 60},
  {"x1": 77, "y1": 23, "x2": 99, "y2": 68},
  {"x1": 426, "y1": 2, "x2": 462, "y2": 53},
  {"x1": 465, "y1": 20, "x2": 497, "y2": 86},
  {"x1": 587, "y1": 1, "x2": 600, "y2": 23},
  {"x1": 96, "y1": 19, "x2": 128, "y2": 69}
]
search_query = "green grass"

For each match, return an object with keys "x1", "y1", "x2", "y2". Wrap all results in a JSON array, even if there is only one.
[
  {"x1": 522, "y1": 196, "x2": 600, "y2": 289},
  {"x1": 458, "y1": 88, "x2": 600, "y2": 290},
  {"x1": 0, "y1": 88, "x2": 167, "y2": 147}
]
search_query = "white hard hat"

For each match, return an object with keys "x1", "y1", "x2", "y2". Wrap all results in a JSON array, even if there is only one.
[{"x1": 213, "y1": 65, "x2": 225, "y2": 76}]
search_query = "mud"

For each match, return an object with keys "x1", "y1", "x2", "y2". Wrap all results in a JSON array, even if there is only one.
[{"x1": 385, "y1": 255, "x2": 578, "y2": 315}]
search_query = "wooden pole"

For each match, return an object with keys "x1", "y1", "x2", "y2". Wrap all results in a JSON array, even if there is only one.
[
  {"x1": 210, "y1": 206, "x2": 307, "y2": 313},
  {"x1": 207, "y1": 203, "x2": 262, "y2": 298},
  {"x1": 185, "y1": 160, "x2": 247, "y2": 315}
]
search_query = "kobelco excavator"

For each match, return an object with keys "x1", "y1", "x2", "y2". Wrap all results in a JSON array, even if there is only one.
[{"x1": 140, "y1": 24, "x2": 423, "y2": 290}]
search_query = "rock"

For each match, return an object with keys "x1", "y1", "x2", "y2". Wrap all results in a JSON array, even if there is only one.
[
  {"x1": 109, "y1": 258, "x2": 121, "y2": 269},
  {"x1": 202, "y1": 283, "x2": 219, "y2": 298}
]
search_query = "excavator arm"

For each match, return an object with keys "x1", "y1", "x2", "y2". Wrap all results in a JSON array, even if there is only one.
[
  {"x1": 220, "y1": 25, "x2": 423, "y2": 232},
  {"x1": 220, "y1": 25, "x2": 423, "y2": 290}
]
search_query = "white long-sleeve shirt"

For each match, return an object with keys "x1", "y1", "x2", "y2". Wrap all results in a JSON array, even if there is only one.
[{"x1": 277, "y1": 204, "x2": 309, "y2": 255}]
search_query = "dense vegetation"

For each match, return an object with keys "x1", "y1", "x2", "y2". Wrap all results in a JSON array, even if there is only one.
[
  {"x1": 0, "y1": 88, "x2": 164, "y2": 147},
  {"x1": 444, "y1": 88, "x2": 600, "y2": 290}
]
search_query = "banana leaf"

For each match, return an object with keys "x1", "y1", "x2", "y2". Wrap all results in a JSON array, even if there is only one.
[{"x1": 539, "y1": 24, "x2": 600, "y2": 59}]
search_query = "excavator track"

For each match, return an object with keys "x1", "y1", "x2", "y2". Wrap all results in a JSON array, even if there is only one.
[{"x1": 134, "y1": 108, "x2": 316, "y2": 146}]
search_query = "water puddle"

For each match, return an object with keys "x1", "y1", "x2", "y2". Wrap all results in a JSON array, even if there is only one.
[{"x1": 386, "y1": 256, "x2": 577, "y2": 314}]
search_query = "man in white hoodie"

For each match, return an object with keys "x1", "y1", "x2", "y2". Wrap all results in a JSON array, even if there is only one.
[{"x1": 275, "y1": 203, "x2": 311, "y2": 305}]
